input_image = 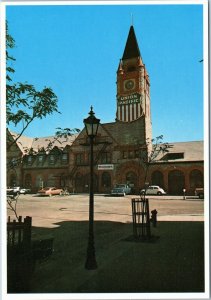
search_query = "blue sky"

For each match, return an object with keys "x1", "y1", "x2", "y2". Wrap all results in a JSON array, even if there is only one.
[{"x1": 6, "y1": 3, "x2": 204, "y2": 143}]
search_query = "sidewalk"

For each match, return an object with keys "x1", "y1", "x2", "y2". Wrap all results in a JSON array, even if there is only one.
[
  {"x1": 7, "y1": 194, "x2": 205, "y2": 295},
  {"x1": 29, "y1": 219, "x2": 205, "y2": 294}
]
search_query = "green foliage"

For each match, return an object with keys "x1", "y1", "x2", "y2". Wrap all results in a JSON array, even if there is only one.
[
  {"x1": 147, "y1": 135, "x2": 170, "y2": 164},
  {"x1": 6, "y1": 83, "x2": 59, "y2": 125},
  {"x1": 6, "y1": 21, "x2": 16, "y2": 82},
  {"x1": 55, "y1": 127, "x2": 81, "y2": 138},
  {"x1": 140, "y1": 135, "x2": 171, "y2": 186}
]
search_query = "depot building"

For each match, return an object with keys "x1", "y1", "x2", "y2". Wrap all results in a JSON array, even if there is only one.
[{"x1": 7, "y1": 26, "x2": 204, "y2": 195}]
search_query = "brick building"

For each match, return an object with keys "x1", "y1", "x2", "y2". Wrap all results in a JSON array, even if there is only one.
[{"x1": 7, "y1": 26, "x2": 204, "y2": 195}]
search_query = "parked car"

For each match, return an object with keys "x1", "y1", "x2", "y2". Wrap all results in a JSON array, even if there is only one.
[
  {"x1": 140, "y1": 185, "x2": 166, "y2": 196},
  {"x1": 7, "y1": 186, "x2": 21, "y2": 194},
  {"x1": 20, "y1": 188, "x2": 31, "y2": 194},
  {"x1": 111, "y1": 184, "x2": 131, "y2": 196},
  {"x1": 37, "y1": 187, "x2": 64, "y2": 196},
  {"x1": 6, "y1": 187, "x2": 20, "y2": 199},
  {"x1": 195, "y1": 187, "x2": 204, "y2": 199},
  {"x1": 7, "y1": 186, "x2": 31, "y2": 195}
]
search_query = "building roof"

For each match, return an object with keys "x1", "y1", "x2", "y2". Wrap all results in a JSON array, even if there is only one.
[
  {"x1": 31, "y1": 135, "x2": 78, "y2": 153},
  {"x1": 155, "y1": 141, "x2": 204, "y2": 163},
  {"x1": 8, "y1": 129, "x2": 203, "y2": 163},
  {"x1": 8, "y1": 130, "x2": 78, "y2": 154},
  {"x1": 98, "y1": 123, "x2": 204, "y2": 163},
  {"x1": 122, "y1": 25, "x2": 142, "y2": 60},
  {"x1": 101, "y1": 119, "x2": 146, "y2": 146},
  {"x1": 8, "y1": 130, "x2": 34, "y2": 154}
]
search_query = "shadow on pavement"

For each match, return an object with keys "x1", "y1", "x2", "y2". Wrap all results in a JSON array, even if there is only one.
[{"x1": 11, "y1": 220, "x2": 204, "y2": 294}]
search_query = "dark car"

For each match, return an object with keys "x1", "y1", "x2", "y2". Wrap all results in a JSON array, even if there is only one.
[
  {"x1": 111, "y1": 184, "x2": 131, "y2": 196},
  {"x1": 195, "y1": 187, "x2": 204, "y2": 199}
]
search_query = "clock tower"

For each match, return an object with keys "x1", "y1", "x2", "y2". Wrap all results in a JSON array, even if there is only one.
[{"x1": 116, "y1": 25, "x2": 152, "y2": 142}]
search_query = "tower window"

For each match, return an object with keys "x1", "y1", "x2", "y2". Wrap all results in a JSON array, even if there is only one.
[{"x1": 127, "y1": 66, "x2": 136, "y2": 72}]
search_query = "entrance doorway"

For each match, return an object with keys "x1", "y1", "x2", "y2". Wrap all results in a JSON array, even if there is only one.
[
  {"x1": 83, "y1": 173, "x2": 98, "y2": 193},
  {"x1": 101, "y1": 172, "x2": 111, "y2": 193},
  {"x1": 168, "y1": 170, "x2": 185, "y2": 195},
  {"x1": 126, "y1": 171, "x2": 138, "y2": 194},
  {"x1": 151, "y1": 171, "x2": 164, "y2": 188}
]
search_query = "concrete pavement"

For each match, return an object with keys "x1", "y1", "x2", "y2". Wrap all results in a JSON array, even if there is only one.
[
  {"x1": 7, "y1": 193, "x2": 204, "y2": 228},
  {"x1": 6, "y1": 193, "x2": 206, "y2": 294}
]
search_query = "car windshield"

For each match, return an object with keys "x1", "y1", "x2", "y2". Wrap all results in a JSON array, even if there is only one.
[{"x1": 115, "y1": 184, "x2": 125, "y2": 188}]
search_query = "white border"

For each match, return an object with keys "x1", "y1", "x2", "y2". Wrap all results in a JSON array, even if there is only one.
[
  {"x1": 202, "y1": 0, "x2": 210, "y2": 298},
  {"x1": 1, "y1": 1, "x2": 209, "y2": 300},
  {"x1": 0, "y1": 0, "x2": 208, "y2": 5},
  {"x1": 0, "y1": 2, "x2": 7, "y2": 299}
]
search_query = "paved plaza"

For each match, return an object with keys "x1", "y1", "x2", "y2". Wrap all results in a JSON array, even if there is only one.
[{"x1": 7, "y1": 193, "x2": 204, "y2": 228}]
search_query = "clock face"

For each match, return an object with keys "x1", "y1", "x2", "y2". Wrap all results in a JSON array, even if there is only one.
[{"x1": 124, "y1": 79, "x2": 135, "y2": 91}]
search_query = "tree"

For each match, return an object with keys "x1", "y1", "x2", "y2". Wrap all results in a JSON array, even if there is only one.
[
  {"x1": 6, "y1": 21, "x2": 60, "y2": 151},
  {"x1": 139, "y1": 135, "x2": 172, "y2": 191}
]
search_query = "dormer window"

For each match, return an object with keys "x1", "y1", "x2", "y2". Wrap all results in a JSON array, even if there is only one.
[
  {"x1": 27, "y1": 155, "x2": 33, "y2": 165},
  {"x1": 61, "y1": 153, "x2": 68, "y2": 164},
  {"x1": 49, "y1": 155, "x2": 55, "y2": 164},
  {"x1": 163, "y1": 153, "x2": 184, "y2": 160},
  {"x1": 127, "y1": 65, "x2": 136, "y2": 72},
  {"x1": 38, "y1": 155, "x2": 44, "y2": 163}
]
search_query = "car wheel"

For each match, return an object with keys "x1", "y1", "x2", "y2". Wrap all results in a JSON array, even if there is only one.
[{"x1": 157, "y1": 192, "x2": 162, "y2": 195}]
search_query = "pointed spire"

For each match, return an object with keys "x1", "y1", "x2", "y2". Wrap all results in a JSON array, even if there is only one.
[{"x1": 122, "y1": 25, "x2": 141, "y2": 60}]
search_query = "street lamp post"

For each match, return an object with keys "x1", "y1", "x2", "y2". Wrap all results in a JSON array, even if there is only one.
[{"x1": 83, "y1": 106, "x2": 100, "y2": 270}]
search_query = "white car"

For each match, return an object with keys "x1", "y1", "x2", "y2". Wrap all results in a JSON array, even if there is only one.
[
  {"x1": 140, "y1": 185, "x2": 166, "y2": 196},
  {"x1": 20, "y1": 188, "x2": 31, "y2": 194}
]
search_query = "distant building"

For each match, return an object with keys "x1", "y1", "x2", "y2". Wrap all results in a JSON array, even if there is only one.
[{"x1": 7, "y1": 26, "x2": 203, "y2": 195}]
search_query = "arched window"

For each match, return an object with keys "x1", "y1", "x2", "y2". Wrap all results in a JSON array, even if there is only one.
[
  {"x1": 101, "y1": 172, "x2": 111, "y2": 188},
  {"x1": 36, "y1": 175, "x2": 44, "y2": 188},
  {"x1": 126, "y1": 171, "x2": 138, "y2": 193},
  {"x1": 47, "y1": 174, "x2": 56, "y2": 187},
  {"x1": 25, "y1": 174, "x2": 32, "y2": 188},
  {"x1": 190, "y1": 169, "x2": 203, "y2": 188},
  {"x1": 10, "y1": 174, "x2": 17, "y2": 187},
  {"x1": 151, "y1": 171, "x2": 164, "y2": 188},
  {"x1": 168, "y1": 170, "x2": 185, "y2": 195},
  {"x1": 75, "y1": 172, "x2": 84, "y2": 193}
]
